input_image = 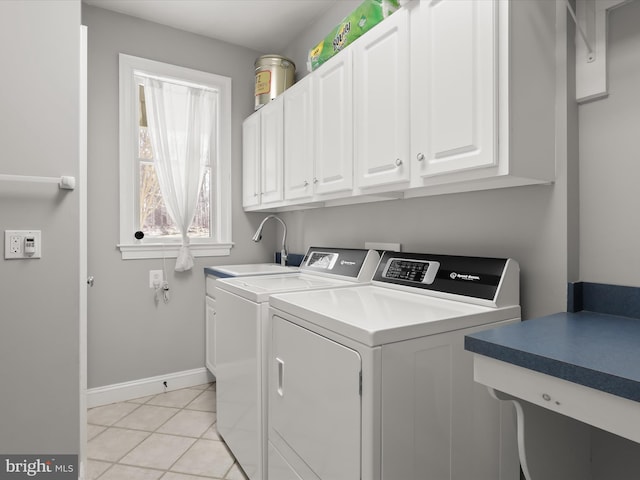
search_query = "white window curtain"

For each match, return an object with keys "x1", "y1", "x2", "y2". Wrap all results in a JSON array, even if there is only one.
[{"x1": 142, "y1": 77, "x2": 217, "y2": 271}]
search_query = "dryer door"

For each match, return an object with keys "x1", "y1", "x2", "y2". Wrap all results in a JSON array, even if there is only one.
[{"x1": 270, "y1": 315, "x2": 361, "y2": 480}]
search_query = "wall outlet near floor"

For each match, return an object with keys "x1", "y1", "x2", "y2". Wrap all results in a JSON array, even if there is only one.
[
  {"x1": 4, "y1": 230, "x2": 42, "y2": 259},
  {"x1": 149, "y1": 270, "x2": 163, "y2": 288}
]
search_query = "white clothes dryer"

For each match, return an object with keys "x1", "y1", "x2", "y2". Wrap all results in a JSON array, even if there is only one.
[
  {"x1": 267, "y1": 251, "x2": 521, "y2": 480},
  {"x1": 214, "y1": 247, "x2": 380, "y2": 480}
]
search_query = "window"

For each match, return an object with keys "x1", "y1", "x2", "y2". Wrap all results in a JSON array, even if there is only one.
[
  {"x1": 137, "y1": 84, "x2": 212, "y2": 240},
  {"x1": 119, "y1": 54, "x2": 232, "y2": 260}
]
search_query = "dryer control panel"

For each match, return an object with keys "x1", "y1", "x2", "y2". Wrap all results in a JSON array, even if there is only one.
[
  {"x1": 373, "y1": 251, "x2": 516, "y2": 303},
  {"x1": 382, "y1": 258, "x2": 440, "y2": 284}
]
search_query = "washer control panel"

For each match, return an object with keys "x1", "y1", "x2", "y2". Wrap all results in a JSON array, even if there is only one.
[
  {"x1": 382, "y1": 258, "x2": 440, "y2": 284},
  {"x1": 299, "y1": 247, "x2": 380, "y2": 279},
  {"x1": 305, "y1": 251, "x2": 339, "y2": 270}
]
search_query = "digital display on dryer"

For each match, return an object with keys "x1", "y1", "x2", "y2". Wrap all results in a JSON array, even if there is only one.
[{"x1": 382, "y1": 259, "x2": 440, "y2": 284}]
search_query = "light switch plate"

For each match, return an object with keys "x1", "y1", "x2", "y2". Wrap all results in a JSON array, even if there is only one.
[{"x1": 4, "y1": 230, "x2": 42, "y2": 259}]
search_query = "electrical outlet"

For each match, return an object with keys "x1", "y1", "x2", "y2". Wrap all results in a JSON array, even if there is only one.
[
  {"x1": 5, "y1": 230, "x2": 41, "y2": 259},
  {"x1": 149, "y1": 270, "x2": 163, "y2": 288},
  {"x1": 10, "y1": 235, "x2": 21, "y2": 254}
]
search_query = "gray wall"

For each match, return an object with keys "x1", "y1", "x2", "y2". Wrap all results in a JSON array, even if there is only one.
[
  {"x1": 579, "y1": 2, "x2": 640, "y2": 475},
  {"x1": 0, "y1": 1, "x2": 80, "y2": 453},
  {"x1": 280, "y1": 0, "x2": 574, "y2": 321},
  {"x1": 83, "y1": 6, "x2": 278, "y2": 389},
  {"x1": 579, "y1": 1, "x2": 640, "y2": 287}
]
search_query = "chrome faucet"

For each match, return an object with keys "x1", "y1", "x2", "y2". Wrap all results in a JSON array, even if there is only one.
[{"x1": 252, "y1": 215, "x2": 288, "y2": 266}]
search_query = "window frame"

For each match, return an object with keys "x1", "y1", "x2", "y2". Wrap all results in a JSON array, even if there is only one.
[{"x1": 118, "y1": 54, "x2": 233, "y2": 260}]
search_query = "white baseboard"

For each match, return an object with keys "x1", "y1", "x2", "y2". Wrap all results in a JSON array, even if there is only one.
[{"x1": 87, "y1": 367, "x2": 215, "y2": 408}]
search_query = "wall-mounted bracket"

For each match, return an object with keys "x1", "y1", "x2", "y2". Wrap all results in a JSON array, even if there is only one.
[
  {"x1": 570, "y1": 0, "x2": 632, "y2": 103},
  {"x1": 566, "y1": 0, "x2": 595, "y2": 63}
]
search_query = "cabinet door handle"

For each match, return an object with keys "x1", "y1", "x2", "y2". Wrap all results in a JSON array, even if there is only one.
[
  {"x1": 313, "y1": 178, "x2": 318, "y2": 184},
  {"x1": 395, "y1": 158, "x2": 403, "y2": 167},
  {"x1": 303, "y1": 180, "x2": 309, "y2": 187},
  {"x1": 276, "y1": 357, "x2": 284, "y2": 397},
  {"x1": 416, "y1": 153, "x2": 425, "y2": 162}
]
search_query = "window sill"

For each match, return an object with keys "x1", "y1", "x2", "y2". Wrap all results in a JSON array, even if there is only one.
[{"x1": 118, "y1": 242, "x2": 233, "y2": 260}]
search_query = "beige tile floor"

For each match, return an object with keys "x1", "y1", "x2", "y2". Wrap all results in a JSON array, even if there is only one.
[{"x1": 87, "y1": 383, "x2": 248, "y2": 480}]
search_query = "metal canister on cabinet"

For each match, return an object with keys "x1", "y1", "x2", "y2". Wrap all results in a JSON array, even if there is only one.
[{"x1": 254, "y1": 54, "x2": 296, "y2": 110}]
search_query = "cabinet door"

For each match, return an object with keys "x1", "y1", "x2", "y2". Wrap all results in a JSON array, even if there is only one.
[
  {"x1": 270, "y1": 316, "x2": 361, "y2": 480},
  {"x1": 242, "y1": 112, "x2": 261, "y2": 208},
  {"x1": 284, "y1": 76, "x2": 314, "y2": 201},
  {"x1": 410, "y1": 0, "x2": 497, "y2": 182},
  {"x1": 354, "y1": 8, "x2": 410, "y2": 189},
  {"x1": 260, "y1": 96, "x2": 284, "y2": 204},
  {"x1": 313, "y1": 49, "x2": 354, "y2": 196},
  {"x1": 205, "y1": 296, "x2": 216, "y2": 374}
]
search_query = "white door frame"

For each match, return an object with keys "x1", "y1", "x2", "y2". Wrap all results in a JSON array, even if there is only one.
[{"x1": 79, "y1": 24, "x2": 88, "y2": 480}]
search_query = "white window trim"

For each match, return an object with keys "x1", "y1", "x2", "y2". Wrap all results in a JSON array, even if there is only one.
[{"x1": 118, "y1": 54, "x2": 233, "y2": 259}]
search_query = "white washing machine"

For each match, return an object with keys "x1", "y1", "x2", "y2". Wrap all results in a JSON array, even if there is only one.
[
  {"x1": 214, "y1": 247, "x2": 381, "y2": 480},
  {"x1": 267, "y1": 251, "x2": 522, "y2": 480},
  {"x1": 204, "y1": 263, "x2": 300, "y2": 376}
]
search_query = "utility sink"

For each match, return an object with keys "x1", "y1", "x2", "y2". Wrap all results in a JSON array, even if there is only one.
[
  {"x1": 205, "y1": 252, "x2": 305, "y2": 281},
  {"x1": 205, "y1": 263, "x2": 300, "y2": 298}
]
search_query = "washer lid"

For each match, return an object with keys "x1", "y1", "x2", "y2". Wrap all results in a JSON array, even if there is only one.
[
  {"x1": 270, "y1": 285, "x2": 521, "y2": 347},
  {"x1": 216, "y1": 273, "x2": 356, "y2": 303}
]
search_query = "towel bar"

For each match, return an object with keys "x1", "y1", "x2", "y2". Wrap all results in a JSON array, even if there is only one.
[{"x1": 0, "y1": 174, "x2": 76, "y2": 190}]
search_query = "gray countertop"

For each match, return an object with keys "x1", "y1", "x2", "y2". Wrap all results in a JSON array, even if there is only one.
[{"x1": 465, "y1": 311, "x2": 640, "y2": 402}]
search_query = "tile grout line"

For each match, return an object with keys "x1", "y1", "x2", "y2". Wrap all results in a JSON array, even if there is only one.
[
  {"x1": 161, "y1": 387, "x2": 225, "y2": 479},
  {"x1": 90, "y1": 384, "x2": 223, "y2": 479},
  {"x1": 108, "y1": 389, "x2": 201, "y2": 473},
  {"x1": 134, "y1": 389, "x2": 202, "y2": 473},
  {"x1": 89, "y1": 400, "x2": 150, "y2": 479}
]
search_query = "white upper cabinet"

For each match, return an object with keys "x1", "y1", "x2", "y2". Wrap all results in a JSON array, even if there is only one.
[
  {"x1": 410, "y1": 0, "x2": 497, "y2": 183},
  {"x1": 408, "y1": 0, "x2": 556, "y2": 193},
  {"x1": 242, "y1": 111, "x2": 261, "y2": 208},
  {"x1": 354, "y1": 7, "x2": 410, "y2": 190},
  {"x1": 260, "y1": 95, "x2": 285, "y2": 204},
  {"x1": 313, "y1": 49, "x2": 354, "y2": 197},
  {"x1": 284, "y1": 75, "x2": 314, "y2": 201},
  {"x1": 242, "y1": 97, "x2": 284, "y2": 208},
  {"x1": 242, "y1": 0, "x2": 557, "y2": 211}
]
